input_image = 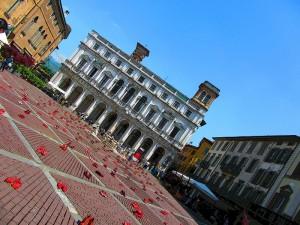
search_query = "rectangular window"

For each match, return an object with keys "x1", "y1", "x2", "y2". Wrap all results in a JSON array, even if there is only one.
[
  {"x1": 149, "y1": 84, "x2": 157, "y2": 92},
  {"x1": 115, "y1": 59, "x2": 122, "y2": 67},
  {"x1": 169, "y1": 126, "x2": 180, "y2": 138},
  {"x1": 257, "y1": 142, "x2": 269, "y2": 155},
  {"x1": 247, "y1": 142, "x2": 257, "y2": 154},
  {"x1": 245, "y1": 159, "x2": 259, "y2": 173},
  {"x1": 230, "y1": 141, "x2": 238, "y2": 152},
  {"x1": 221, "y1": 142, "x2": 230, "y2": 151},
  {"x1": 137, "y1": 76, "x2": 145, "y2": 83},
  {"x1": 127, "y1": 67, "x2": 134, "y2": 75},
  {"x1": 173, "y1": 101, "x2": 180, "y2": 109},
  {"x1": 157, "y1": 117, "x2": 168, "y2": 130},
  {"x1": 185, "y1": 110, "x2": 192, "y2": 117},
  {"x1": 104, "y1": 51, "x2": 111, "y2": 58},
  {"x1": 237, "y1": 142, "x2": 247, "y2": 153},
  {"x1": 211, "y1": 155, "x2": 221, "y2": 167},
  {"x1": 291, "y1": 163, "x2": 300, "y2": 179},
  {"x1": 93, "y1": 43, "x2": 100, "y2": 51},
  {"x1": 161, "y1": 92, "x2": 168, "y2": 100}
]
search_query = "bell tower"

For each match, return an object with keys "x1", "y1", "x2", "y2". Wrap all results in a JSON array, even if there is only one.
[
  {"x1": 191, "y1": 81, "x2": 220, "y2": 110},
  {"x1": 131, "y1": 42, "x2": 150, "y2": 63}
]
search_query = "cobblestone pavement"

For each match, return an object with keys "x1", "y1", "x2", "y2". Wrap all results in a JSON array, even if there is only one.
[{"x1": 0, "y1": 70, "x2": 198, "y2": 225}]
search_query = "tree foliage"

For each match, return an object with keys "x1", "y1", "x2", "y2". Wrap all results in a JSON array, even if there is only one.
[{"x1": 15, "y1": 64, "x2": 47, "y2": 89}]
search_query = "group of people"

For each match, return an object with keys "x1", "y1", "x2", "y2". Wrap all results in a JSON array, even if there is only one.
[{"x1": 0, "y1": 55, "x2": 13, "y2": 71}]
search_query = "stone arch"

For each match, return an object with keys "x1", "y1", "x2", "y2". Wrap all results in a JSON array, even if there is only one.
[
  {"x1": 100, "y1": 112, "x2": 118, "y2": 132},
  {"x1": 139, "y1": 138, "x2": 153, "y2": 156},
  {"x1": 123, "y1": 129, "x2": 142, "y2": 148},
  {"x1": 133, "y1": 96, "x2": 147, "y2": 113},
  {"x1": 97, "y1": 71, "x2": 113, "y2": 88},
  {"x1": 66, "y1": 86, "x2": 83, "y2": 105},
  {"x1": 148, "y1": 147, "x2": 165, "y2": 166},
  {"x1": 75, "y1": 95, "x2": 94, "y2": 114},
  {"x1": 112, "y1": 120, "x2": 129, "y2": 141},
  {"x1": 58, "y1": 78, "x2": 72, "y2": 91},
  {"x1": 109, "y1": 79, "x2": 124, "y2": 96},
  {"x1": 121, "y1": 87, "x2": 135, "y2": 104},
  {"x1": 87, "y1": 103, "x2": 106, "y2": 123}
]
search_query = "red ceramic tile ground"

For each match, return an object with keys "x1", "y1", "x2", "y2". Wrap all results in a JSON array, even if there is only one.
[{"x1": 0, "y1": 71, "x2": 197, "y2": 225}]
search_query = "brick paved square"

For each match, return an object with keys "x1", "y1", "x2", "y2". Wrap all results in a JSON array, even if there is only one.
[{"x1": 0, "y1": 71, "x2": 197, "y2": 225}]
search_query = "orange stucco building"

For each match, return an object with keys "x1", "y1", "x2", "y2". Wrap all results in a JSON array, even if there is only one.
[
  {"x1": 0, "y1": 0, "x2": 70, "y2": 63},
  {"x1": 177, "y1": 138, "x2": 213, "y2": 174}
]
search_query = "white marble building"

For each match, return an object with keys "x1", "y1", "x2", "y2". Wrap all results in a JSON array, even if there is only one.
[{"x1": 49, "y1": 30, "x2": 219, "y2": 169}]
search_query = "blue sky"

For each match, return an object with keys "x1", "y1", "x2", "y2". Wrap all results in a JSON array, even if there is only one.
[{"x1": 55, "y1": 0, "x2": 300, "y2": 145}]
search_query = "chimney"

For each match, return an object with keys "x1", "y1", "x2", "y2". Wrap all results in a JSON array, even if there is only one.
[{"x1": 131, "y1": 42, "x2": 149, "y2": 63}]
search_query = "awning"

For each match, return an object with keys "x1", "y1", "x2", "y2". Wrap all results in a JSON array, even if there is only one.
[
  {"x1": 192, "y1": 181, "x2": 219, "y2": 202},
  {"x1": 0, "y1": 32, "x2": 9, "y2": 45},
  {"x1": 172, "y1": 170, "x2": 219, "y2": 202}
]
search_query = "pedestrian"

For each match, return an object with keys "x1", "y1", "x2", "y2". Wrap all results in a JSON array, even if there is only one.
[{"x1": 0, "y1": 55, "x2": 13, "y2": 71}]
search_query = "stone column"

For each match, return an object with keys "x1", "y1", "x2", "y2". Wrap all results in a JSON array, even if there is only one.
[
  {"x1": 152, "y1": 111, "x2": 163, "y2": 126},
  {"x1": 128, "y1": 91, "x2": 141, "y2": 108},
  {"x1": 132, "y1": 134, "x2": 145, "y2": 151},
  {"x1": 181, "y1": 128, "x2": 194, "y2": 146},
  {"x1": 71, "y1": 91, "x2": 87, "y2": 111},
  {"x1": 85, "y1": 100, "x2": 99, "y2": 116},
  {"x1": 144, "y1": 144, "x2": 158, "y2": 161},
  {"x1": 115, "y1": 84, "x2": 129, "y2": 102},
  {"x1": 64, "y1": 81, "x2": 76, "y2": 98},
  {"x1": 140, "y1": 101, "x2": 152, "y2": 118},
  {"x1": 107, "y1": 116, "x2": 122, "y2": 134},
  {"x1": 94, "y1": 65, "x2": 107, "y2": 82},
  {"x1": 70, "y1": 49, "x2": 85, "y2": 64},
  {"x1": 95, "y1": 107, "x2": 112, "y2": 126},
  {"x1": 165, "y1": 119, "x2": 175, "y2": 134},
  {"x1": 50, "y1": 72, "x2": 64, "y2": 86},
  {"x1": 119, "y1": 124, "x2": 134, "y2": 144},
  {"x1": 106, "y1": 76, "x2": 118, "y2": 91}
]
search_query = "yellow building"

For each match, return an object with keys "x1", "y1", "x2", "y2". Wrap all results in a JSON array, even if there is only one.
[
  {"x1": 0, "y1": 0, "x2": 70, "y2": 63},
  {"x1": 177, "y1": 138, "x2": 213, "y2": 174}
]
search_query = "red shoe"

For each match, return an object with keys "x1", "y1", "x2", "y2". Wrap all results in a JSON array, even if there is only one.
[{"x1": 79, "y1": 215, "x2": 94, "y2": 225}]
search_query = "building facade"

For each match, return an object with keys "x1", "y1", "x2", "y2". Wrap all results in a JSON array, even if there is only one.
[
  {"x1": 195, "y1": 135, "x2": 300, "y2": 221},
  {"x1": 0, "y1": 0, "x2": 70, "y2": 62},
  {"x1": 49, "y1": 30, "x2": 219, "y2": 170},
  {"x1": 177, "y1": 137, "x2": 213, "y2": 174},
  {"x1": 269, "y1": 148, "x2": 300, "y2": 223}
]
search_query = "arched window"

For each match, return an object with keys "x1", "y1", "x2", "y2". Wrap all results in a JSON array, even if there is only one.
[
  {"x1": 121, "y1": 88, "x2": 135, "y2": 104},
  {"x1": 133, "y1": 96, "x2": 147, "y2": 113},
  {"x1": 144, "y1": 108, "x2": 156, "y2": 123},
  {"x1": 98, "y1": 74, "x2": 110, "y2": 88},
  {"x1": 199, "y1": 91, "x2": 206, "y2": 101},
  {"x1": 203, "y1": 95, "x2": 211, "y2": 104},
  {"x1": 109, "y1": 79, "x2": 124, "y2": 96},
  {"x1": 87, "y1": 67, "x2": 98, "y2": 78}
]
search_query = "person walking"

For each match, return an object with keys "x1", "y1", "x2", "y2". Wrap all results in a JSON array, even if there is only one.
[{"x1": 0, "y1": 55, "x2": 13, "y2": 71}]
